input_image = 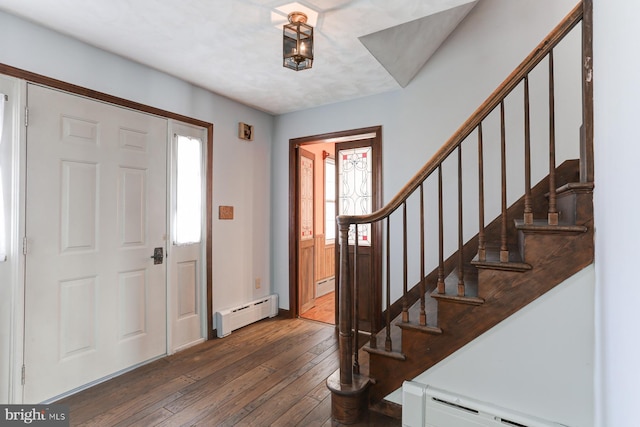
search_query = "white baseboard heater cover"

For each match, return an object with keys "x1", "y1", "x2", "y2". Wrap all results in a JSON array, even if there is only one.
[
  {"x1": 215, "y1": 294, "x2": 278, "y2": 338},
  {"x1": 402, "y1": 382, "x2": 569, "y2": 427},
  {"x1": 316, "y1": 277, "x2": 335, "y2": 297}
]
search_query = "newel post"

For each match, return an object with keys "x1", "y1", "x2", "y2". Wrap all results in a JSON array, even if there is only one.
[
  {"x1": 581, "y1": 0, "x2": 594, "y2": 183},
  {"x1": 338, "y1": 221, "x2": 353, "y2": 385},
  {"x1": 326, "y1": 219, "x2": 371, "y2": 424}
]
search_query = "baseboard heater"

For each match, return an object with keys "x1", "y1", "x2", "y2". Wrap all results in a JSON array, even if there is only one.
[
  {"x1": 402, "y1": 382, "x2": 569, "y2": 427},
  {"x1": 215, "y1": 294, "x2": 278, "y2": 338},
  {"x1": 316, "y1": 276, "x2": 335, "y2": 297}
]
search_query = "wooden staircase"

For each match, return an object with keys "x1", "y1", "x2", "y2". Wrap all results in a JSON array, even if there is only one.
[
  {"x1": 327, "y1": 0, "x2": 594, "y2": 423},
  {"x1": 366, "y1": 159, "x2": 593, "y2": 410}
]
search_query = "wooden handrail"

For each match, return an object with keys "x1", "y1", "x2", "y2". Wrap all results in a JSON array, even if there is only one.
[{"x1": 336, "y1": 2, "x2": 583, "y2": 229}]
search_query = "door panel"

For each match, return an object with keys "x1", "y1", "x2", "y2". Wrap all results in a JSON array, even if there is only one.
[
  {"x1": 298, "y1": 148, "x2": 315, "y2": 314},
  {"x1": 23, "y1": 84, "x2": 167, "y2": 402},
  {"x1": 169, "y1": 123, "x2": 206, "y2": 352},
  {"x1": 336, "y1": 139, "x2": 382, "y2": 333}
]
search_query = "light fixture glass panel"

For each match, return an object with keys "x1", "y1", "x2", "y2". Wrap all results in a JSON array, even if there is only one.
[
  {"x1": 175, "y1": 135, "x2": 202, "y2": 245},
  {"x1": 284, "y1": 33, "x2": 297, "y2": 56}
]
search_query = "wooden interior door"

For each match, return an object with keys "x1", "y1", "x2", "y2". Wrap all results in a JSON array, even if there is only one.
[
  {"x1": 335, "y1": 139, "x2": 382, "y2": 333},
  {"x1": 298, "y1": 148, "x2": 315, "y2": 314}
]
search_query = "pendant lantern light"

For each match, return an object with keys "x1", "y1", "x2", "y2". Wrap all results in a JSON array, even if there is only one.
[{"x1": 283, "y1": 12, "x2": 314, "y2": 71}]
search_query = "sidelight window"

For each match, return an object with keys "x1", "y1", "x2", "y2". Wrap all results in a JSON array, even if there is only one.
[{"x1": 174, "y1": 135, "x2": 203, "y2": 245}]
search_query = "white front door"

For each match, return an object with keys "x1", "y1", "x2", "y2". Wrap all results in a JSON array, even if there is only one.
[
  {"x1": 23, "y1": 84, "x2": 168, "y2": 403},
  {"x1": 168, "y1": 121, "x2": 206, "y2": 352}
]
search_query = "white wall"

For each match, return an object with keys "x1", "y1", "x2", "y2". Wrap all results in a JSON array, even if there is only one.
[
  {"x1": 272, "y1": 0, "x2": 581, "y2": 309},
  {"x1": 593, "y1": 1, "x2": 640, "y2": 425},
  {"x1": 395, "y1": 265, "x2": 595, "y2": 427},
  {"x1": 0, "y1": 10, "x2": 274, "y2": 402}
]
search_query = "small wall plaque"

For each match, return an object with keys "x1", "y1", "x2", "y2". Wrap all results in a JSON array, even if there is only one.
[
  {"x1": 238, "y1": 122, "x2": 254, "y2": 141},
  {"x1": 219, "y1": 205, "x2": 234, "y2": 220}
]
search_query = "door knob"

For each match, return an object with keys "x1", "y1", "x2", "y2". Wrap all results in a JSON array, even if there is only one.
[{"x1": 151, "y1": 247, "x2": 164, "y2": 264}]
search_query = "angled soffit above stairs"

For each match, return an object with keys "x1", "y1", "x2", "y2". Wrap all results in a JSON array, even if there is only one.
[{"x1": 359, "y1": 1, "x2": 478, "y2": 88}]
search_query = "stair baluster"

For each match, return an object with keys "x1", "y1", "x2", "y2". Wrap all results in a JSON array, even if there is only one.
[
  {"x1": 500, "y1": 101, "x2": 509, "y2": 262},
  {"x1": 477, "y1": 124, "x2": 486, "y2": 261},
  {"x1": 437, "y1": 165, "x2": 445, "y2": 293},
  {"x1": 353, "y1": 224, "x2": 360, "y2": 375},
  {"x1": 369, "y1": 226, "x2": 377, "y2": 349},
  {"x1": 524, "y1": 75, "x2": 534, "y2": 225},
  {"x1": 548, "y1": 50, "x2": 559, "y2": 225},
  {"x1": 419, "y1": 184, "x2": 427, "y2": 325},
  {"x1": 402, "y1": 202, "x2": 409, "y2": 321},
  {"x1": 385, "y1": 217, "x2": 392, "y2": 352},
  {"x1": 457, "y1": 146, "x2": 465, "y2": 296}
]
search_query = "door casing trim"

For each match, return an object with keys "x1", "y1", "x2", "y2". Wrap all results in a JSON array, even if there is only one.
[{"x1": 288, "y1": 126, "x2": 383, "y2": 327}]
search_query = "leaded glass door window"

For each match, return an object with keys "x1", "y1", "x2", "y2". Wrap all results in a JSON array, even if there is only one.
[{"x1": 338, "y1": 146, "x2": 372, "y2": 246}]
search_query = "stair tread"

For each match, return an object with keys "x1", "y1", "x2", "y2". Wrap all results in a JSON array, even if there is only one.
[
  {"x1": 514, "y1": 218, "x2": 587, "y2": 233},
  {"x1": 396, "y1": 321, "x2": 443, "y2": 335},
  {"x1": 472, "y1": 244, "x2": 532, "y2": 271},
  {"x1": 556, "y1": 181, "x2": 594, "y2": 195},
  {"x1": 363, "y1": 345, "x2": 407, "y2": 361},
  {"x1": 430, "y1": 267, "x2": 484, "y2": 305}
]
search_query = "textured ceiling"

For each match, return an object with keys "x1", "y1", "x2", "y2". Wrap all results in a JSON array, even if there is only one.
[{"x1": 0, "y1": 0, "x2": 477, "y2": 115}]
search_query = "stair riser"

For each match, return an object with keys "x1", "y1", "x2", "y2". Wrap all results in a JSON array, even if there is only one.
[
  {"x1": 476, "y1": 269, "x2": 528, "y2": 299},
  {"x1": 556, "y1": 190, "x2": 593, "y2": 226},
  {"x1": 518, "y1": 223, "x2": 593, "y2": 266}
]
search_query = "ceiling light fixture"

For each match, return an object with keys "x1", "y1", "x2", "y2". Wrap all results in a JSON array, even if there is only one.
[{"x1": 283, "y1": 11, "x2": 314, "y2": 71}]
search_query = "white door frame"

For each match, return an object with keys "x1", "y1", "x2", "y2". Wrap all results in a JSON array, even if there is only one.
[{"x1": 2, "y1": 77, "x2": 28, "y2": 404}]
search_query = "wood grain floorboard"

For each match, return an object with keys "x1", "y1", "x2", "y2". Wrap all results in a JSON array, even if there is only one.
[
  {"x1": 301, "y1": 291, "x2": 335, "y2": 325},
  {"x1": 57, "y1": 317, "x2": 399, "y2": 426}
]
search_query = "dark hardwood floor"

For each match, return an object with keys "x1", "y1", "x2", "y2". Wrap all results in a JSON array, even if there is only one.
[{"x1": 57, "y1": 316, "x2": 400, "y2": 426}]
